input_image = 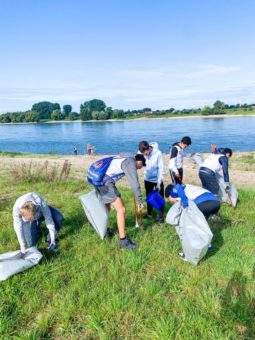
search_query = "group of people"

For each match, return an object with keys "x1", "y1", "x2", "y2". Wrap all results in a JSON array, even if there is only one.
[
  {"x1": 72, "y1": 144, "x2": 96, "y2": 156},
  {"x1": 11, "y1": 136, "x2": 232, "y2": 256},
  {"x1": 89, "y1": 137, "x2": 232, "y2": 249}
]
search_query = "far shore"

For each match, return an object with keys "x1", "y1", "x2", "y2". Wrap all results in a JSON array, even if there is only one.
[{"x1": 0, "y1": 113, "x2": 255, "y2": 125}]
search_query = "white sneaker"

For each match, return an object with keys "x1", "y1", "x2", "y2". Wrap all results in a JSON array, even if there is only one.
[
  {"x1": 178, "y1": 252, "x2": 188, "y2": 262},
  {"x1": 209, "y1": 214, "x2": 221, "y2": 222}
]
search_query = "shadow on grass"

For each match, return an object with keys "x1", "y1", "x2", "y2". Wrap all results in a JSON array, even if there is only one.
[
  {"x1": 205, "y1": 215, "x2": 231, "y2": 260},
  {"x1": 221, "y1": 268, "x2": 255, "y2": 338},
  {"x1": 61, "y1": 211, "x2": 87, "y2": 237}
]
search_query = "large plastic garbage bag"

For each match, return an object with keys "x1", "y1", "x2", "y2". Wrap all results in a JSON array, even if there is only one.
[
  {"x1": 166, "y1": 201, "x2": 182, "y2": 226},
  {"x1": 188, "y1": 153, "x2": 204, "y2": 166},
  {"x1": 179, "y1": 201, "x2": 213, "y2": 265},
  {"x1": 166, "y1": 200, "x2": 213, "y2": 265},
  {"x1": 0, "y1": 247, "x2": 43, "y2": 281},
  {"x1": 216, "y1": 173, "x2": 238, "y2": 207},
  {"x1": 79, "y1": 190, "x2": 109, "y2": 239}
]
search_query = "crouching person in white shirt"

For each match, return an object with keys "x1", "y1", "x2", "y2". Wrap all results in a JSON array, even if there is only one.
[{"x1": 13, "y1": 192, "x2": 64, "y2": 253}]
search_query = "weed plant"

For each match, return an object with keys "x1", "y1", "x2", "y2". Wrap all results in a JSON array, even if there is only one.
[{"x1": 9, "y1": 160, "x2": 72, "y2": 184}]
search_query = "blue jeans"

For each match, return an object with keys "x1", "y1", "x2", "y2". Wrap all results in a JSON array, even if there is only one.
[{"x1": 24, "y1": 206, "x2": 64, "y2": 246}]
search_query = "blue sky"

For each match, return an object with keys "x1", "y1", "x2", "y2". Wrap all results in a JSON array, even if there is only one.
[{"x1": 0, "y1": 0, "x2": 255, "y2": 113}]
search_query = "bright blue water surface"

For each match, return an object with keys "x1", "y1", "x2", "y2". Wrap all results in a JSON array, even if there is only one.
[{"x1": 0, "y1": 117, "x2": 254, "y2": 155}]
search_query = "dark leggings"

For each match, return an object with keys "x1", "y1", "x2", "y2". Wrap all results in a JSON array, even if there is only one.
[
  {"x1": 24, "y1": 206, "x2": 64, "y2": 246},
  {"x1": 199, "y1": 170, "x2": 219, "y2": 195},
  {"x1": 144, "y1": 180, "x2": 164, "y2": 217},
  {"x1": 169, "y1": 168, "x2": 183, "y2": 184},
  {"x1": 197, "y1": 200, "x2": 220, "y2": 220}
]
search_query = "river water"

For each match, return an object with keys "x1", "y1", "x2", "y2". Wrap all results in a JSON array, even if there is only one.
[{"x1": 0, "y1": 116, "x2": 254, "y2": 155}]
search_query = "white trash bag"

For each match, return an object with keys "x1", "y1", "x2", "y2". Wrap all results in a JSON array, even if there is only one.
[
  {"x1": 166, "y1": 200, "x2": 213, "y2": 265},
  {"x1": 216, "y1": 173, "x2": 238, "y2": 207},
  {"x1": 179, "y1": 201, "x2": 213, "y2": 265},
  {"x1": 79, "y1": 190, "x2": 109, "y2": 240},
  {"x1": 188, "y1": 153, "x2": 204, "y2": 166},
  {"x1": 0, "y1": 247, "x2": 43, "y2": 281},
  {"x1": 166, "y1": 201, "x2": 182, "y2": 226},
  {"x1": 166, "y1": 201, "x2": 183, "y2": 237}
]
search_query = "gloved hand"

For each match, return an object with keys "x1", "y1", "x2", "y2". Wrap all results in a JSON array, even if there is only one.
[
  {"x1": 225, "y1": 182, "x2": 231, "y2": 193},
  {"x1": 156, "y1": 181, "x2": 161, "y2": 191},
  {"x1": 48, "y1": 240, "x2": 59, "y2": 253},
  {"x1": 20, "y1": 246, "x2": 27, "y2": 254}
]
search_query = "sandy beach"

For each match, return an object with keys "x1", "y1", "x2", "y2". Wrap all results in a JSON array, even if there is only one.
[{"x1": 1, "y1": 151, "x2": 254, "y2": 188}]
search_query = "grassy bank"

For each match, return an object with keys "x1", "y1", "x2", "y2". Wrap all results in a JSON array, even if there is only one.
[
  {"x1": 0, "y1": 160, "x2": 255, "y2": 339},
  {"x1": 1, "y1": 108, "x2": 255, "y2": 125}
]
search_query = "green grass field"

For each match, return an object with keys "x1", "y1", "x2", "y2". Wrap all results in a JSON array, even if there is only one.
[{"x1": 0, "y1": 165, "x2": 255, "y2": 339}]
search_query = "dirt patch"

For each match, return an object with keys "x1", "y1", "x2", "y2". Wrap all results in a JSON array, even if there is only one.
[{"x1": 0, "y1": 152, "x2": 254, "y2": 189}]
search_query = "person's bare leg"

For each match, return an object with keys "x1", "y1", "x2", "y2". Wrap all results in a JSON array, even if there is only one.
[{"x1": 110, "y1": 197, "x2": 126, "y2": 238}]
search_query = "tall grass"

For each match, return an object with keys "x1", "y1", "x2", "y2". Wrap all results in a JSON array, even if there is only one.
[
  {"x1": 9, "y1": 160, "x2": 72, "y2": 183},
  {"x1": 0, "y1": 164, "x2": 255, "y2": 339}
]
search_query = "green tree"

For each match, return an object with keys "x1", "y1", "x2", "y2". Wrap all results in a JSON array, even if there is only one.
[
  {"x1": 142, "y1": 107, "x2": 152, "y2": 113},
  {"x1": 32, "y1": 101, "x2": 60, "y2": 120},
  {"x1": 213, "y1": 100, "x2": 225, "y2": 114},
  {"x1": 202, "y1": 106, "x2": 213, "y2": 115},
  {"x1": 63, "y1": 105, "x2": 72, "y2": 117},
  {"x1": 51, "y1": 109, "x2": 61, "y2": 120},
  {"x1": 69, "y1": 111, "x2": 79, "y2": 120},
  {"x1": 80, "y1": 99, "x2": 106, "y2": 121},
  {"x1": 111, "y1": 109, "x2": 125, "y2": 119}
]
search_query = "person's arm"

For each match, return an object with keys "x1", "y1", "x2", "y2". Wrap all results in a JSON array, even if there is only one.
[
  {"x1": 219, "y1": 156, "x2": 230, "y2": 182},
  {"x1": 169, "y1": 147, "x2": 178, "y2": 173},
  {"x1": 121, "y1": 158, "x2": 143, "y2": 205},
  {"x1": 13, "y1": 207, "x2": 26, "y2": 251},
  {"x1": 40, "y1": 198, "x2": 56, "y2": 243}
]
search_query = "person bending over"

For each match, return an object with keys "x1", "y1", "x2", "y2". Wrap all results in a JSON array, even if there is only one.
[
  {"x1": 91, "y1": 154, "x2": 146, "y2": 249},
  {"x1": 13, "y1": 192, "x2": 64, "y2": 253},
  {"x1": 199, "y1": 147, "x2": 232, "y2": 195},
  {"x1": 165, "y1": 183, "x2": 220, "y2": 220}
]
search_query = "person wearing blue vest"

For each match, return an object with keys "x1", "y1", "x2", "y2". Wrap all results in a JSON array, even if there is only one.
[
  {"x1": 165, "y1": 183, "x2": 220, "y2": 220},
  {"x1": 90, "y1": 154, "x2": 146, "y2": 249},
  {"x1": 199, "y1": 148, "x2": 232, "y2": 195}
]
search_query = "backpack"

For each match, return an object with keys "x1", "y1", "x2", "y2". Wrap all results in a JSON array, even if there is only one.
[{"x1": 87, "y1": 157, "x2": 115, "y2": 186}]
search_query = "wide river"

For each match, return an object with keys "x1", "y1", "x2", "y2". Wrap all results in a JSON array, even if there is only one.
[{"x1": 0, "y1": 116, "x2": 254, "y2": 155}]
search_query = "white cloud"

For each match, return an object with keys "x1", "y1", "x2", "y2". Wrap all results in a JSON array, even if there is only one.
[
  {"x1": 182, "y1": 64, "x2": 242, "y2": 79},
  {"x1": 0, "y1": 64, "x2": 254, "y2": 113}
]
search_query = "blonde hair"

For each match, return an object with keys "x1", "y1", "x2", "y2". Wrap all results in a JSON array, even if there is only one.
[{"x1": 20, "y1": 201, "x2": 37, "y2": 221}]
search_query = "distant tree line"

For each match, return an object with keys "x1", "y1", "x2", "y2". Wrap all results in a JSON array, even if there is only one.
[{"x1": 0, "y1": 99, "x2": 254, "y2": 123}]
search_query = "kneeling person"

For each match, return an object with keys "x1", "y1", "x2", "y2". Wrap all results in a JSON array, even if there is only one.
[
  {"x1": 165, "y1": 184, "x2": 220, "y2": 220},
  {"x1": 13, "y1": 192, "x2": 64, "y2": 253},
  {"x1": 92, "y1": 154, "x2": 145, "y2": 249}
]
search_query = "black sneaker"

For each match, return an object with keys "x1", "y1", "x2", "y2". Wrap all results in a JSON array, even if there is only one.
[
  {"x1": 119, "y1": 238, "x2": 138, "y2": 249},
  {"x1": 144, "y1": 214, "x2": 153, "y2": 219},
  {"x1": 157, "y1": 217, "x2": 164, "y2": 224}
]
